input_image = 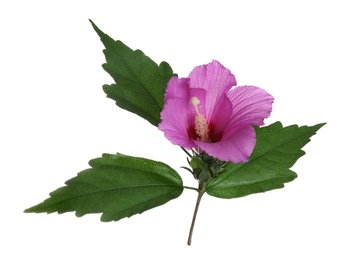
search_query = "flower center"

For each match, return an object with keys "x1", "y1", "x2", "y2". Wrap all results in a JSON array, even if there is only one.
[{"x1": 191, "y1": 97, "x2": 209, "y2": 142}]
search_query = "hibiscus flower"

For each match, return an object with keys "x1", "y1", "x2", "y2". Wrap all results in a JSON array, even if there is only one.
[{"x1": 159, "y1": 60, "x2": 274, "y2": 163}]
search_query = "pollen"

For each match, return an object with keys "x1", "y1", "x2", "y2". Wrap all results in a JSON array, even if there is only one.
[
  {"x1": 195, "y1": 114, "x2": 209, "y2": 142},
  {"x1": 191, "y1": 97, "x2": 209, "y2": 142}
]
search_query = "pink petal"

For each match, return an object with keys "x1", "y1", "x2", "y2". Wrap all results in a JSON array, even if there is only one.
[
  {"x1": 194, "y1": 126, "x2": 256, "y2": 163},
  {"x1": 159, "y1": 76, "x2": 207, "y2": 149},
  {"x1": 225, "y1": 85, "x2": 274, "y2": 137},
  {"x1": 208, "y1": 93, "x2": 233, "y2": 134},
  {"x1": 164, "y1": 76, "x2": 190, "y2": 102},
  {"x1": 159, "y1": 98, "x2": 194, "y2": 148},
  {"x1": 163, "y1": 76, "x2": 208, "y2": 126},
  {"x1": 188, "y1": 60, "x2": 237, "y2": 121}
]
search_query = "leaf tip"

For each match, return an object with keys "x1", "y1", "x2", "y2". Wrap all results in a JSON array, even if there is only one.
[
  {"x1": 311, "y1": 122, "x2": 326, "y2": 134},
  {"x1": 89, "y1": 19, "x2": 107, "y2": 40},
  {"x1": 89, "y1": 19, "x2": 97, "y2": 29},
  {"x1": 24, "y1": 204, "x2": 43, "y2": 214}
]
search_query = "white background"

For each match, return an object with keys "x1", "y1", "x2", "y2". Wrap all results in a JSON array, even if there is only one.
[{"x1": 1, "y1": 0, "x2": 359, "y2": 259}]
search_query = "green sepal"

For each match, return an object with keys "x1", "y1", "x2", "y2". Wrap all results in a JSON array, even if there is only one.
[
  {"x1": 190, "y1": 156, "x2": 205, "y2": 170},
  {"x1": 187, "y1": 153, "x2": 227, "y2": 185},
  {"x1": 90, "y1": 20, "x2": 175, "y2": 126},
  {"x1": 25, "y1": 153, "x2": 183, "y2": 221},
  {"x1": 206, "y1": 122, "x2": 325, "y2": 198}
]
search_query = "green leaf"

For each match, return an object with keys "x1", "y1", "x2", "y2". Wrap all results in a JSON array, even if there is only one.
[
  {"x1": 90, "y1": 20, "x2": 175, "y2": 127},
  {"x1": 205, "y1": 122, "x2": 325, "y2": 198},
  {"x1": 25, "y1": 153, "x2": 183, "y2": 221}
]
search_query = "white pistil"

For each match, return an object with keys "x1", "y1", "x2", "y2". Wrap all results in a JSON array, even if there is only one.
[{"x1": 191, "y1": 97, "x2": 209, "y2": 142}]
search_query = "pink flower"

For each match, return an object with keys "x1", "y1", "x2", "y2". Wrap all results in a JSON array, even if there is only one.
[{"x1": 159, "y1": 60, "x2": 274, "y2": 163}]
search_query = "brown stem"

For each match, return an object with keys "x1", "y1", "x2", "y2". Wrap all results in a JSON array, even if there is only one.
[{"x1": 187, "y1": 183, "x2": 206, "y2": 246}]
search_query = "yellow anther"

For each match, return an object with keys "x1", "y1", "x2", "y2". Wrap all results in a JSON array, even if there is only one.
[
  {"x1": 190, "y1": 96, "x2": 209, "y2": 142},
  {"x1": 195, "y1": 114, "x2": 209, "y2": 142}
]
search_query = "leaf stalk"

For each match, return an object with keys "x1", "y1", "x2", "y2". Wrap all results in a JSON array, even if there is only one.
[{"x1": 183, "y1": 186, "x2": 199, "y2": 191}]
